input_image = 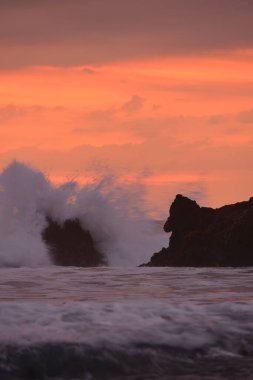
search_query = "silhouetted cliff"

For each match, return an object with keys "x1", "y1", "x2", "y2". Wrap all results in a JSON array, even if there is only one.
[
  {"x1": 42, "y1": 217, "x2": 106, "y2": 267},
  {"x1": 143, "y1": 194, "x2": 253, "y2": 267}
]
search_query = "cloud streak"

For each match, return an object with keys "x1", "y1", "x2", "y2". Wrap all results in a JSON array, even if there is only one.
[{"x1": 1, "y1": 0, "x2": 253, "y2": 68}]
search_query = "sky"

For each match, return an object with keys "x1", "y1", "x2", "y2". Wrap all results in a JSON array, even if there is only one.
[{"x1": 0, "y1": 0, "x2": 253, "y2": 217}]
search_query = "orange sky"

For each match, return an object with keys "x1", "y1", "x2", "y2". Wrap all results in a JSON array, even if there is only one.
[{"x1": 1, "y1": 1, "x2": 253, "y2": 217}]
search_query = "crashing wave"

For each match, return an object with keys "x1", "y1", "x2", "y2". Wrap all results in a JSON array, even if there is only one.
[{"x1": 0, "y1": 161, "x2": 166, "y2": 267}]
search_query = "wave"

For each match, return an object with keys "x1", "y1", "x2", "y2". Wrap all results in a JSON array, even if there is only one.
[
  {"x1": 0, "y1": 161, "x2": 167, "y2": 267},
  {"x1": 1, "y1": 301, "x2": 253, "y2": 379},
  {"x1": 2, "y1": 343, "x2": 253, "y2": 380}
]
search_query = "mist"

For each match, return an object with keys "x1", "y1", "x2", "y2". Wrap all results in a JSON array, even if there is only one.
[{"x1": 0, "y1": 161, "x2": 167, "y2": 267}]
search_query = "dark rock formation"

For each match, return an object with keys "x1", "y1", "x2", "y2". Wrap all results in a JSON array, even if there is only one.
[
  {"x1": 143, "y1": 194, "x2": 253, "y2": 267},
  {"x1": 42, "y1": 217, "x2": 106, "y2": 267}
]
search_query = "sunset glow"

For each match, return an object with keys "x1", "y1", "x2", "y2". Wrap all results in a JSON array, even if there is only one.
[{"x1": 1, "y1": 1, "x2": 253, "y2": 216}]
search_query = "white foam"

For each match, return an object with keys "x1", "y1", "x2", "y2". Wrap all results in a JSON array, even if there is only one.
[
  {"x1": 0, "y1": 161, "x2": 167, "y2": 267},
  {"x1": 0, "y1": 300, "x2": 252, "y2": 355}
]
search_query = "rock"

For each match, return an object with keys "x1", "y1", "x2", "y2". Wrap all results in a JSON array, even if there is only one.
[
  {"x1": 42, "y1": 217, "x2": 106, "y2": 267},
  {"x1": 143, "y1": 194, "x2": 253, "y2": 267}
]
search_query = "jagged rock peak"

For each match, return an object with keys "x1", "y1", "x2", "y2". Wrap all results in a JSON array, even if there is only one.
[{"x1": 143, "y1": 195, "x2": 253, "y2": 267}]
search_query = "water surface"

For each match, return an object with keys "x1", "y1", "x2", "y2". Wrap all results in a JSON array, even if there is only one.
[{"x1": 0, "y1": 267, "x2": 253, "y2": 380}]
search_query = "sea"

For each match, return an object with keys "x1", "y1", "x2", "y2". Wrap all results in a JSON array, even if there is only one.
[
  {"x1": 1, "y1": 267, "x2": 253, "y2": 380},
  {"x1": 0, "y1": 162, "x2": 253, "y2": 379}
]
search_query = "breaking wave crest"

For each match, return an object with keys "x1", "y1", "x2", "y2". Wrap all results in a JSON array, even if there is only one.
[
  {"x1": 1, "y1": 301, "x2": 253, "y2": 379},
  {"x1": 0, "y1": 161, "x2": 166, "y2": 267}
]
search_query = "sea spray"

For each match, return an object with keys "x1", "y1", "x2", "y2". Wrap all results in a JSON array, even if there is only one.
[{"x1": 0, "y1": 161, "x2": 167, "y2": 267}]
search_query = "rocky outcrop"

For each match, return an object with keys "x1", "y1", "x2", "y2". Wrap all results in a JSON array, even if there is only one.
[
  {"x1": 143, "y1": 194, "x2": 253, "y2": 267},
  {"x1": 42, "y1": 217, "x2": 106, "y2": 267}
]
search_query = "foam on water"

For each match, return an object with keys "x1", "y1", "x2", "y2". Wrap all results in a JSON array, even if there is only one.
[
  {"x1": 0, "y1": 266, "x2": 253, "y2": 379},
  {"x1": 0, "y1": 161, "x2": 167, "y2": 267},
  {"x1": 1, "y1": 298, "x2": 253, "y2": 379},
  {"x1": 1, "y1": 300, "x2": 253, "y2": 352}
]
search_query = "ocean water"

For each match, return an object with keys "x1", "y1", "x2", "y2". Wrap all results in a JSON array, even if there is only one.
[
  {"x1": 0, "y1": 266, "x2": 253, "y2": 380},
  {"x1": 1, "y1": 162, "x2": 253, "y2": 379}
]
